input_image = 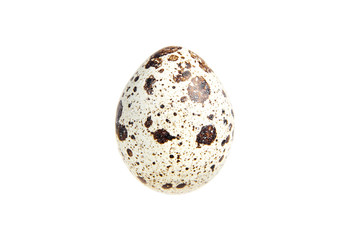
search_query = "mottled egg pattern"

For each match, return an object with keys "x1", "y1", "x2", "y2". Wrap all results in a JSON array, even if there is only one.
[{"x1": 116, "y1": 46, "x2": 234, "y2": 194}]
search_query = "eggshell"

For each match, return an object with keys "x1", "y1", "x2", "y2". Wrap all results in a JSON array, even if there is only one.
[{"x1": 115, "y1": 46, "x2": 234, "y2": 194}]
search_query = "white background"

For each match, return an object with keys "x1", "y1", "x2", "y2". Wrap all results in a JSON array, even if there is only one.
[{"x1": 0, "y1": 0, "x2": 359, "y2": 239}]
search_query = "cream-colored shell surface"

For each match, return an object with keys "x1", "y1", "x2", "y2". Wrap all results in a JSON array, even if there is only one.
[{"x1": 116, "y1": 46, "x2": 234, "y2": 194}]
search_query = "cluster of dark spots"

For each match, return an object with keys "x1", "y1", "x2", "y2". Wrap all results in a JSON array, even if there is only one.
[
  {"x1": 192, "y1": 113, "x2": 201, "y2": 116},
  {"x1": 222, "y1": 90, "x2": 227, "y2": 97},
  {"x1": 221, "y1": 135, "x2": 230, "y2": 146},
  {"x1": 207, "y1": 114, "x2": 214, "y2": 120},
  {"x1": 116, "y1": 100, "x2": 123, "y2": 122},
  {"x1": 144, "y1": 116, "x2": 153, "y2": 128},
  {"x1": 162, "y1": 183, "x2": 173, "y2": 189},
  {"x1": 130, "y1": 135, "x2": 136, "y2": 140},
  {"x1": 166, "y1": 119, "x2": 171, "y2": 123},
  {"x1": 229, "y1": 123, "x2": 233, "y2": 131},
  {"x1": 137, "y1": 176, "x2": 147, "y2": 184},
  {"x1": 180, "y1": 96, "x2": 187, "y2": 102},
  {"x1": 219, "y1": 155, "x2": 224, "y2": 162},
  {"x1": 153, "y1": 46, "x2": 182, "y2": 58},
  {"x1": 187, "y1": 76, "x2": 211, "y2": 103},
  {"x1": 210, "y1": 164, "x2": 215, "y2": 172},
  {"x1": 127, "y1": 149, "x2": 133, "y2": 157},
  {"x1": 223, "y1": 119, "x2": 228, "y2": 125},
  {"x1": 116, "y1": 124, "x2": 127, "y2": 141},
  {"x1": 160, "y1": 104, "x2": 164, "y2": 108},
  {"x1": 133, "y1": 87, "x2": 137, "y2": 92},
  {"x1": 152, "y1": 129, "x2": 176, "y2": 144},
  {"x1": 168, "y1": 55, "x2": 179, "y2": 61},
  {"x1": 144, "y1": 75, "x2": 157, "y2": 95},
  {"x1": 174, "y1": 70, "x2": 191, "y2": 83},
  {"x1": 196, "y1": 125, "x2": 217, "y2": 146},
  {"x1": 145, "y1": 57, "x2": 162, "y2": 69},
  {"x1": 176, "y1": 183, "x2": 186, "y2": 189},
  {"x1": 188, "y1": 50, "x2": 213, "y2": 73}
]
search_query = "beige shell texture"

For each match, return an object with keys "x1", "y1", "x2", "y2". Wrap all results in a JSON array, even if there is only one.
[{"x1": 115, "y1": 46, "x2": 234, "y2": 194}]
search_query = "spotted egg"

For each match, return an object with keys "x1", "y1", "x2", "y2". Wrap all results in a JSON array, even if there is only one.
[{"x1": 115, "y1": 46, "x2": 234, "y2": 194}]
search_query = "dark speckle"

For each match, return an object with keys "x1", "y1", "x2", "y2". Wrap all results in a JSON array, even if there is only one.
[
  {"x1": 130, "y1": 135, "x2": 136, "y2": 140},
  {"x1": 180, "y1": 96, "x2": 187, "y2": 102},
  {"x1": 162, "y1": 183, "x2": 173, "y2": 189},
  {"x1": 222, "y1": 90, "x2": 227, "y2": 97},
  {"x1": 169, "y1": 154, "x2": 174, "y2": 158},
  {"x1": 219, "y1": 155, "x2": 224, "y2": 162},
  {"x1": 176, "y1": 183, "x2": 186, "y2": 189},
  {"x1": 127, "y1": 149, "x2": 133, "y2": 157},
  {"x1": 207, "y1": 114, "x2": 214, "y2": 120},
  {"x1": 229, "y1": 123, "x2": 233, "y2": 131},
  {"x1": 231, "y1": 109, "x2": 234, "y2": 117},
  {"x1": 133, "y1": 87, "x2": 137, "y2": 92},
  {"x1": 115, "y1": 100, "x2": 123, "y2": 122},
  {"x1": 144, "y1": 75, "x2": 157, "y2": 95},
  {"x1": 116, "y1": 124, "x2": 127, "y2": 141},
  {"x1": 144, "y1": 116, "x2": 153, "y2": 128},
  {"x1": 159, "y1": 69, "x2": 164, "y2": 73},
  {"x1": 134, "y1": 76, "x2": 139, "y2": 82},
  {"x1": 221, "y1": 135, "x2": 230, "y2": 146},
  {"x1": 137, "y1": 176, "x2": 147, "y2": 184},
  {"x1": 196, "y1": 125, "x2": 217, "y2": 146},
  {"x1": 152, "y1": 129, "x2": 176, "y2": 144},
  {"x1": 210, "y1": 164, "x2": 215, "y2": 172},
  {"x1": 160, "y1": 104, "x2": 164, "y2": 108},
  {"x1": 223, "y1": 119, "x2": 228, "y2": 125}
]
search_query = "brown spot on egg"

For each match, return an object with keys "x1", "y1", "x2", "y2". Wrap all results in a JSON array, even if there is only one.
[
  {"x1": 188, "y1": 50, "x2": 213, "y2": 73},
  {"x1": 187, "y1": 76, "x2": 210, "y2": 103},
  {"x1": 196, "y1": 125, "x2": 217, "y2": 146},
  {"x1": 185, "y1": 61, "x2": 191, "y2": 69},
  {"x1": 144, "y1": 116, "x2": 153, "y2": 128},
  {"x1": 222, "y1": 90, "x2": 227, "y2": 97},
  {"x1": 221, "y1": 135, "x2": 230, "y2": 146},
  {"x1": 210, "y1": 164, "x2": 215, "y2": 172},
  {"x1": 152, "y1": 129, "x2": 176, "y2": 144},
  {"x1": 159, "y1": 69, "x2": 164, "y2": 73},
  {"x1": 219, "y1": 155, "x2": 224, "y2": 162},
  {"x1": 127, "y1": 149, "x2": 133, "y2": 157},
  {"x1": 134, "y1": 76, "x2": 139, "y2": 82},
  {"x1": 180, "y1": 96, "x2": 187, "y2": 102},
  {"x1": 145, "y1": 57, "x2": 162, "y2": 69},
  {"x1": 116, "y1": 124, "x2": 127, "y2": 141},
  {"x1": 144, "y1": 75, "x2": 156, "y2": 95},
  {"x1": 176, "y1": 183, "x2": 186, "y2": 189},
  {"x1": 137, "y1": 176, "x2": 147, "y2": 184},
  {"x1": 152, "y1": 46, "x2": 182, "y2": 58},
  {"x1": 207, "y1": 114, "x2": 214, "y2": 120},
  {"x1": 115, "y1": 100, "x2": 123, "y2": 122},
  {"x1": 162, "y1": 183, "x2": 173, "y2": 189},
  {"x1": 168, "y1": 55, "x2": 179, "y2": 61},
  {"x1": 173, "y1": 70, "x2": 191, "y2": 83}
]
